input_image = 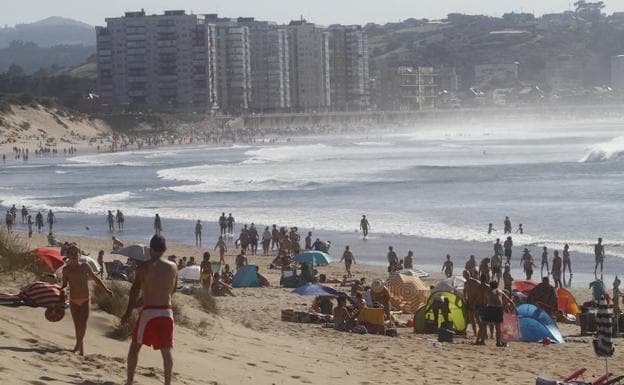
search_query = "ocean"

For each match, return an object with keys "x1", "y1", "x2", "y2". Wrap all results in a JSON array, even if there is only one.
[{"x1": 2, "y1": 117, "x2": 624, "y2": 287}]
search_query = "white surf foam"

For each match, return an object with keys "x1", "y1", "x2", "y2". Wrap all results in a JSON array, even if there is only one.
[
  {"x1": 580, "y1": 136, "x2": 624, "y2": 162},
  {"x1": 74, "y1": 191, "x2": 135, "y2": 214}
]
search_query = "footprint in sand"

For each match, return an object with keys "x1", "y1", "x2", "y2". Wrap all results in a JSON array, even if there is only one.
[
  {"x1": 23, "y1": 338, "x2": 39, "y2": 344},
  {"x1": 246, "y1": 363, "x2": 257, "y2": 367}
]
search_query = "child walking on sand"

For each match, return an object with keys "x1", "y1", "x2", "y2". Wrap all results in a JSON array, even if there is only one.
[{"x1": 61, "y1": 244, "x2": 112, "y2": 355}]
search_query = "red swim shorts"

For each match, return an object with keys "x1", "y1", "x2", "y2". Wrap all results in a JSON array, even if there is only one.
[{"x1": 132, "y1": 305, "x2": 174, "y2": 350}]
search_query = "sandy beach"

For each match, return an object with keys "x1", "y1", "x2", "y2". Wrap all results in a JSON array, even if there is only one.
[{"x1": 0, "y1": 230, "x2": 622, "y2": 385}]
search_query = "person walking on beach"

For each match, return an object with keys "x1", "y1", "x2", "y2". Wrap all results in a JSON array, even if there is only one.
[
  {"x1": 215, "y1": 236, "x2": 227, "y2": 266},
  {"x1": 116, "y1": 210, "x2": 125, "y2": 231},
  {"x1": 21, "y1": 205, "x2": 28, "y2": 224},
  {"x1": 404, "y1": 251, "x2": 414, "y2": 269},
  {"x1": 27, "y1": 215, "x2": 33, "y2": 238},
  {"x1": 520, "y1": 248, "x2": 535, "y2": 280},
  {"x1": 5, "y1": 209, "x2": 14, "y2": 232},
  {"x1": 107, "y1": 210, "x2": 115, "y2": 232},
  {"x1": 493, "y1": 239, "x2": 503, "y2": 259},
  {"x1": 218, "y1": 212, "x2": 227, "y2": 236},
  {"x1": 552, "y1": 250, "x2": 563, "y2": 288},
  {"x1": 562, "y1": 244, "x2": 572, "y2": 285},
  {"x1": 249, "y1": 223, "x2": 259, "y2": 255},
  {"x1": 194, "y1": 220, "x2": 203, "y2": 247},
  {"x1": 360, "y1": 215, "x2": 370, "y2": 239},
  {"x1": 9, "y1": 204, "x2": 17, "y2": 222},
  {"x1": 595, "y1": 237, "x2": 605, "y2": 279},
  {"x1": 503, "y1": 236, "x2": 513, "y2": 264},
  {"x1": 122, "y1": 235, "x2": 178, "y2": 385},
  {"x1": 387, "y1": 246, "x2": 399, "y2": 272},
  {"x1": 442, "y1": 255, "x2": 454, "y2": 278},
  {"x1": 540, "y1": 247, "x2": 550, "y2": 278},
  {"x1": 226, "y1": 213, "x2": 235, "y2": 236},
  {"x1": 464, "y1": 255, "x2": 478, "y2": 278},
  {"x1": 62, "y1": 244, "x2": 112, "y2": 355},
  {"x1": 35, "y1": 211, "x2": 44, "y2": 233},
  {"x1": 271, "y1": 225, "x2": 280, "y2": 251},
  {"x1": 490, "y1": 253, "x2": 502, "y2": 283},
  {"x1": 340, "y1": 246, "x2": 356, "y2": 278},
  {"x1": 262, "y1": 226, "x2": 272, "y2": 256},
  {"x1": 154, "y1": 214, "x2": 162, "y2": 235},
  {"x1": 503, "y1": 216, "x2": 512, "y2": 234},
  {"x1": 47, "y1": 209, "x2": 56, "y2": 231},
  {"x1": 305, "y1": 231, "x2": 313, "y2": 250}
]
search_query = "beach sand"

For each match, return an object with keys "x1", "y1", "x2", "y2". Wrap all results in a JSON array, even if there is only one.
[{"x1": 0, "y1": 231, "x2": 622, "y2": 385}]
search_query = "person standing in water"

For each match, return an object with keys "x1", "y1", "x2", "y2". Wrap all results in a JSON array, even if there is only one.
[
  {"x1": 520, "y1": 248, "x2": 535, "y2": 280},
  {"x1": 595, "y1": 237, "x2": 605, "y2": 280},
  {"x1": 47, "y1": 209, "x2": 56, "y2": 231},
  {"x1": 218, "y1": 212, "x2": 227, "y2": 236},
  {"x1": 503, "y1": 236, "x2": 513, "y2": 265},
  {"x1": 562, "y1": 244, "x2": 572, "y2": 285},
  {"x1": 360, "y1": 215, "x2": 370, "y2": 238},
  {"x1": 154, "y1": 214, "x2": 162, "y2": 235},
  {"x1": 107, "y1": 211, "x2": 115, "y2": 232},
  {"x1": 36, "y1": 211, "x2": 44, "y2": 233},
  {"x1": 442, "y1": 255, "x2": 454, "y2": 278},
  {"x1": 540, "y1": 246, "x2": 550, "y2": 278},
  {"x1": 488, "y1": 223, "x2": 496, "y2": 234},
  {"x1": 503, "y1": 216, "x2": 512, "y2": 234},
  {"x1": 194, "y1": 220, "x2": 203, "y2": 247},
  {"x1": 515, "y1": 224, "x2": 523, "y2": 234},
  {"x1": 226, "y1": 213, "x2": 235, "y2": 236}
]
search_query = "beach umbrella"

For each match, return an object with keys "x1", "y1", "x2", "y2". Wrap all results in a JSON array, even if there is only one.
[
  {"x1": 386, "y1": 274, "x2": 430, "y2": 314},
  {"x1": 293, "y1": 251, "x2": 333, "y2": 266},
  {"x1": 179, "y1": 266, "x2": 201, "y2": 282},
  {"x1": 115, "y1": 244, "x2": 150, "y2": 262},
  {"x1": 31, "y1": 248, "x2": 64, "y2": 273},
  {"x1": 593, "y1": 296, "x2": 614, "y2": 380},
  {"x1": 291, "y1": 284, "x2": 339, "y2": 297}
]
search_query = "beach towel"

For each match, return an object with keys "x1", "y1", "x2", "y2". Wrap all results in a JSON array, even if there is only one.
[
  {"x1": 0, "y1": 282, "x2": 65, "y2": 308},
  {"x1": 358, "y1": 308, "x2": 385, "y2": 326},
  {"x1": 502, "y1": 313, "x2": 520, "y2": 342}
]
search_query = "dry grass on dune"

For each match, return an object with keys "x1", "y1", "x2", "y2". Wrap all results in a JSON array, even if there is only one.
[
  {"x1": 92, "y1": 281, "x2": 138, "y2": 340},
  {"x1": 0, "y1": 228, "x2": 35, "y2": 274},
  {"x1": 192, "y1": 287, "x2": 219, "y2": 315}
]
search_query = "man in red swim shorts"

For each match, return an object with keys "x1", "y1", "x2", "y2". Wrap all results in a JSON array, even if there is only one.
[{"x1": 122, "y1": 235, "x2": 178, "y2": 385}]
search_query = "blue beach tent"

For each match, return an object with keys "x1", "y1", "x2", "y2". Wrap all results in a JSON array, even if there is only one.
[
  {"x1": 517, "y1": 303, "x2": 564, "y2": 343},
  {"x1": 293, "y1": 251, "x2": 333, "y2": 266},
  {"x1": 291, "y1": 283, "x2": 339, "y2": 297},
  {"x1": 232, "y1": 265, "x2": 260, "y2": 288}
]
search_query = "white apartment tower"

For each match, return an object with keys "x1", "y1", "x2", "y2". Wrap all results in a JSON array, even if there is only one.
[
  {"x1": 96, "y1": 10, "x2": 218, "y2": 109},
  {"x1": 287, "y1": 20, "x2": 331, "y2": 112}
]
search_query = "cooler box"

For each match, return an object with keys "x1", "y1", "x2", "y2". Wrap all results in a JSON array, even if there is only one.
[{"x1": 580, "y1": 312, "x2": 596, "y2": 336}]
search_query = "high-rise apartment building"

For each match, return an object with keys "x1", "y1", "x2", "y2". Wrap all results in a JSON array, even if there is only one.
[
  {"x1": 96, "y1": 10, "x2": 217, "y2": 109},
  {"x1": 206, "y1": 15, "x2": 252, "y2": 114},
  {"x1": 238, "y1": 18, "x2": 291, "y2": 113},
  {"x1": 328, "y1": 25, "x2": 370, "y2": 111},
  {"x1": 287, "y1": 20, "x2": 331, "y2": 112}
]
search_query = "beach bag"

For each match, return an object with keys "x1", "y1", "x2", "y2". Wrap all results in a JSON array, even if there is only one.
[{"x1": 502, "y1": 313, "x2": 520, "y2": 341}]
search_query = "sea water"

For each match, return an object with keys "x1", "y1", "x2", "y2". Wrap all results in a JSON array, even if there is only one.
[{"x1": 2, "y1": 118, "x2": 624, "y2": 287}]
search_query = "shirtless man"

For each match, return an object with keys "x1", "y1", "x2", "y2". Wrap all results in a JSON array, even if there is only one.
[
  {"x1": 540, "y1": 246, "x2": 549, "y2": 278},
  {"x1": 387, "y1": 246, "x2": 399, "y2": 273},
  {"x1": 122, "y1": 235, "x2": 178, "y2": 385},
  {"x1": 552, "y1": 250, "x2": 563, "y2": 288},
  {"x1": 194, "y1": 220, "x2": 202, "y2": 247},
  {"x1": 465, "y1": 255, "x2": 478, "y2": 278},
  {"x1": 107, "y1": 211, "x2": 115, "y2": 232},
  {"x1": 218, "y1": 212, "x2": 227, "y2": 236},
  {"x1": 339, "y1": 246, "x2": 356, "y2": 278},
  {"x1": 271, "y1": 225, "x2": 280, "y2": 250},
  {"x1": 214, "y1": 236, "x2": 227, "y2": 266},
  {"x1": 61, "y1": 244, "x2": 112, "y2": 355},
  {"x1": 404, "y1": 251, "x2": 414, "y2": 270},
  {"x1": 235, "y1": 251, "x2": 248, "y2": 271},
  {"x1": 226, "y1": 213, "x2": 235, "y2": 236},
  {"x1": 333, "y1": 295, "x2": 354, "y2": 331},
  {"x1": 483, "y1": 280, "x2": 511, "y2": 347},
  {"x1": 520, "y1": 248, "x2": 536, "y2": 280}
]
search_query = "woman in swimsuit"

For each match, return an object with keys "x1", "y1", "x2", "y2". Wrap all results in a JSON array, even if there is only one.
[{"x1": 61, "y1": 244, "x2": 112, "y2": 355}]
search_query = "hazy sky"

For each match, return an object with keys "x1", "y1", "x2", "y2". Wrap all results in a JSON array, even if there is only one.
[{"x1": 2, "y1": 0, "x2": 624, "y2": 26}]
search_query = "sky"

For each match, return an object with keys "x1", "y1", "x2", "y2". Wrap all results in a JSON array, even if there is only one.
[{"x1": 1, "y1": 0, "x2": 624, "y2": 26}]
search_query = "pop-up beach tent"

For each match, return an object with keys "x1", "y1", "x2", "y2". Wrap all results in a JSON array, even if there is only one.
[
  {"x1": 517, "y1": 303, "x2": 564, "y2": 343},
  {"x1": 413, "y1": 291, "x2": 467, "y2": 333},
  {"x1": 232, "y1": 265, "x2": 260, "y2": 288}
]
